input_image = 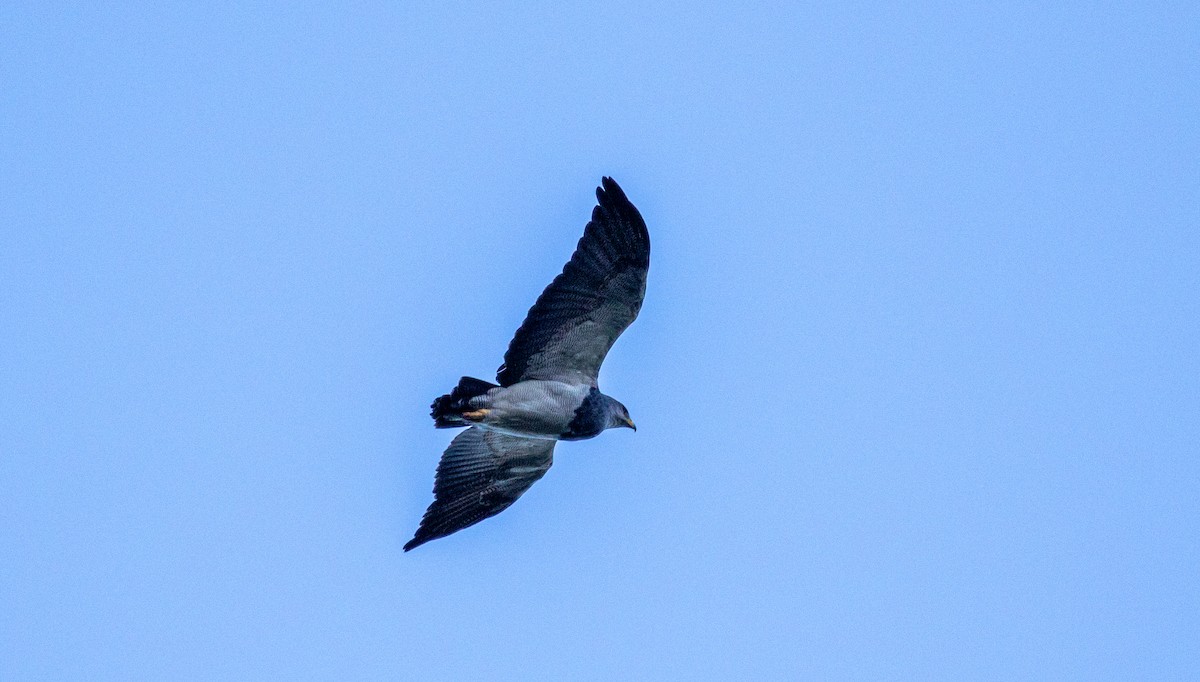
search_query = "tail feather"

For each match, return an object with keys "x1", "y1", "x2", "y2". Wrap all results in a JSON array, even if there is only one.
[{"x1": 431, "y1": 376, "x2": 498, "y2": 428}]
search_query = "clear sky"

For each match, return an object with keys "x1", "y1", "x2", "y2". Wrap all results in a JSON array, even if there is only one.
[{"x1": 2, "y1": 2, "x2": 1197, "y2": 679}]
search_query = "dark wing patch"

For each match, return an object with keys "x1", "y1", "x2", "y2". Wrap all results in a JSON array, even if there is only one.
[
  {"x1": 404, "y1": 427, "x2": 555, "y2": 551},
  {"x1": 497, "y1": 177, "x2": 650, "y2": 387}
]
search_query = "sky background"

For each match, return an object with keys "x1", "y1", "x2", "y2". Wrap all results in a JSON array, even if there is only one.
[{"x1": 2, "y1": 2, "x2": 1198, "y2": 679}]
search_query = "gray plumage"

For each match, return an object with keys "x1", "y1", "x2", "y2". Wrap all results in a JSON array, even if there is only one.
[{"x1": 406, "y1": 177, "x2": 649, "y2": 552}]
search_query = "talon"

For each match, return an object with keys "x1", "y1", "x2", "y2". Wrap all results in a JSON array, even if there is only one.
[{"x1": 461, "y1": 409, "x2": 489, "y2": 421}]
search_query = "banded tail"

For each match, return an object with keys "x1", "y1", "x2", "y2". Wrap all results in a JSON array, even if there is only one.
[{"x1": 430, "y1": 376, "x2": 498, "y2": 428}]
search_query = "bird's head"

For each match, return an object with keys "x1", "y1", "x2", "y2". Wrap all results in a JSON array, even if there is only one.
[{"x1": 607, "y1": 399, "x2": 637, "y2": 432}]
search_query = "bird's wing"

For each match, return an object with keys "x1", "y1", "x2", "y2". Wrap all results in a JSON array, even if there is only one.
[
  {"x1": 404, "y1": 427, "x2": 555, "y2": 551},
  {"x1": 497, "y1": 177, "x2": 650, "y2": 387}
]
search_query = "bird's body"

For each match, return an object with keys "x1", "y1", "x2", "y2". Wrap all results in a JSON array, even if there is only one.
[
  {"x1": 436, "y1": 378, "x2": 595, "y2": 440},
  {"x1": 406, "y1": 177, "x2": 649, "y2": 552}
]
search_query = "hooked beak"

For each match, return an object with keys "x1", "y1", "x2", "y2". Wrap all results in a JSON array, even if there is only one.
[{"x1": 623, "y1": 417, "x2": 637, "y2": 431}]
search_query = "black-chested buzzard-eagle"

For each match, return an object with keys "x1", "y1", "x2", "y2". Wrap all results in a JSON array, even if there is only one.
[{"x1": 405, "y1": 177, "x2": 649, "y2": 551}]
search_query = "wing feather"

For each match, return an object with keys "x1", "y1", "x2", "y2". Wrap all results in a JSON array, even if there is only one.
[
  {"x1": 404, "y1": 427, "x2": 555, "y2": 551},
  {"x1": 496, "y1": 177, "x2": 650, "y2": 386}
]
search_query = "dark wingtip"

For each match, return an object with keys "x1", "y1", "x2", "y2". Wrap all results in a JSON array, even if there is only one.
[
  {"x1": 591, "y1": 176, "x2": 649, "y2": 268},
  {"x1": 597, "y1": 176, "x2": 625, "y2": 203},
  {"x1": 594, "y1": 176, "x2": 641, "y2": 230},
  {"x1": 403, "y1": 535, "x2": 426, "y2": 552}
]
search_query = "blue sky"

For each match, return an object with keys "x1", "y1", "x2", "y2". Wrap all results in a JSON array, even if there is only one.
[{"x1": 2, "y1": 2, "x2": 1197, "y2": 679}]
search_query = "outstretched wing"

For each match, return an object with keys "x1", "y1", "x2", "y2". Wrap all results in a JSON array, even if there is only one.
[
  {"x1": 497, "y1": 177, "x2": 650, "y2": 387},
  {"x1": 404, "y1": 427, "x2": 555, "y2": 551}
]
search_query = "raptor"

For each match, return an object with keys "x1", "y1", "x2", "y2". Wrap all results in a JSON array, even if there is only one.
[{"x1": 405, "y1": 177, "x2": 649, "y2": 551}]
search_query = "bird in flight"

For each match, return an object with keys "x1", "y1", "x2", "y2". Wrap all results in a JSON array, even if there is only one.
[{"x1": 405, "y1": 177, "x2": 650, "y2": 551}]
